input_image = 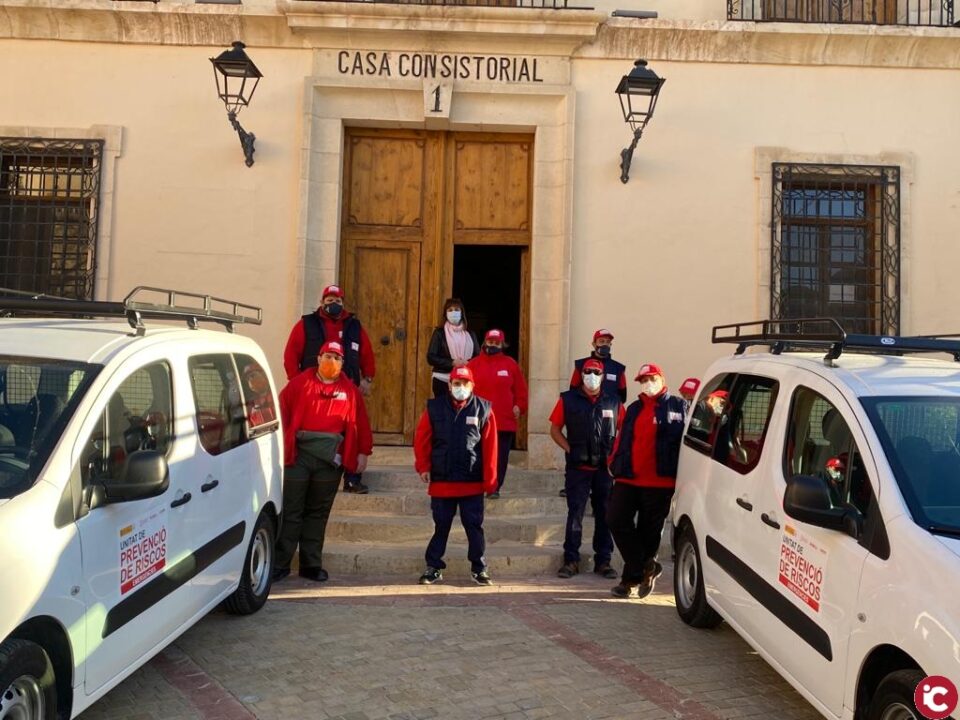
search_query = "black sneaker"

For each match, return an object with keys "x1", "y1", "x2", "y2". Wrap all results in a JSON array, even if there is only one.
[
  {"x1": 419, "y1": 567, "x2": 443, "y2": 585},
  {"x1": 557, "y1": 562, "x2": 579, "y2": 579},
  {"x1": 344, "y1": 481, "x2": 369, "y2": 494},
  {"x1": 472, "y1": 569, "x2": 493, "y2": 586},
  {"x1": 594, "y1": 563, "x2": 619, "y2": 579},
  {"x1": 299, "y1": 567, "x2": 329, "y2": 582},
  {"x1": 610, "y1": 582, "x2": 639, "y2": 599},
  {"x1": 272, "y1": 567, "x2": 291, "y2": 582},
  {"x1": 636, "y1": 561, "x2": 663, "y2": 599},
  {"x1": 487, "y1": 491, "x2": 500, "y2": 499}
]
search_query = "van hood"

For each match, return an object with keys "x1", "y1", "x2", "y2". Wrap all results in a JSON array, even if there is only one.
[{"x1": 935, "y1": 534, "x2": 960, "y2": 559}]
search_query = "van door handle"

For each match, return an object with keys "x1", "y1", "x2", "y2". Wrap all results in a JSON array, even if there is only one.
[
  {"x1": 736, "y1": 498, "x2": 753, "y2": 512},
  {"x1": 761, "y1": 513, "x2": 781, "y2": 530},
  {"x1": 201, "y1": 479, "x2": 220, "y2": 493},
  {"x1": 170, "y1": 492, "x2": 192, "y2": 508}
]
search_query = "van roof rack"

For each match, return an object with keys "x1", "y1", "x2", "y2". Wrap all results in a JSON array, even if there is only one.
[
  {"x1": 0, "y1": 286, "x2": 261, "y2": 335},
  {"x1": 713, "y1": 318, "x2": 960, "y2": 363}
]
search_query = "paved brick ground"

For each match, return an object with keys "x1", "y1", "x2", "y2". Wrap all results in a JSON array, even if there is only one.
[{"x1": 79, "y1": 565, "x2": 821, "y2": 720}]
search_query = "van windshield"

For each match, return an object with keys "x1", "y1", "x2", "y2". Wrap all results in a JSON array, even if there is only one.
[
  {"x1": 862, "y1": 397, "x2": 960, "y2": 536},
  {"x1": 0, "y1": 356, "x2": 100, "y2": 500}
]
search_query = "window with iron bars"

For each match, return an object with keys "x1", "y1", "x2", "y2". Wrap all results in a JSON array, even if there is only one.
[
  {"x1": 0, "y1": 137, "x2": 104, "y2": 300},
  {"x1": 771, "y1": 162, "x2": 900, "y2": 336}
]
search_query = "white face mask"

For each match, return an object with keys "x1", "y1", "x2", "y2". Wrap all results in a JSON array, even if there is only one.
[
  {"x1": 639, "y1": 378, "x2": 664, "y2": 397},
  {"x1": 450, "y1": 384, "x2": 472, "y2": 401},
  {"x1": 446, "y1": 310, "x2": 462, "y2": 325},
  {"x1": 583, "y1": 373, "x2": 603, "y2": 391}
]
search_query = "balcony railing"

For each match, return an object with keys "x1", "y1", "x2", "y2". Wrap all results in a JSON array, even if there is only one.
[{"x1": 729, "y1": 0, "x2": 954, "y2": 25}]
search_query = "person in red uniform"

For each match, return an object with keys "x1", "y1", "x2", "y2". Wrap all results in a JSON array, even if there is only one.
[
  {"x1": 274, "y1": 340, "x2": 362, "y2": 583},
  {"x1": 414, "y1": 366, "x2": 498, "y2": 586},
  {"x1": 606, "y1": 363, "x2": 688, "y2": 599},
  {"x1": 550, "y1": 358, "x2": 625, "y2": 580},
  {"x1": 466, "y1": 329, "x2": 528, "y2": 498},
  {"x1": 282, "y1": 284, "x2": 375, "y2": 493},
  {"x1": 678, "y1": 377, "x2": 700, "y2": 405},
  {"x1": 569, "y1": 329, "x2": 628, "y2": 403}
]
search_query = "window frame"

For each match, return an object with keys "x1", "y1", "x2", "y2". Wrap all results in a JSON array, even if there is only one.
[
  {"x1": 233, "y1": 353, "x2": 279, "y2": 440},
  {"x1": 684, "y1": 372, "x2": 738, "y2": 455},
  {"x1": 719, "y1": 374, "x2": 781, "y2": 475},
  {"x1": 187, "y1": 353, "x2": 247, "y2": 457}
]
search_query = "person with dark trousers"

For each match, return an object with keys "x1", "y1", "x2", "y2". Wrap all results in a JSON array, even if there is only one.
[
  {"x1": 607, "y1": 363, "x2": 688, "y2": 599},
  {"x1": 549, "y1": 358, "x2": 625, "y2": 580},
  {"x1": 426, "y1": 298, "x2": 480, "y2": 398},
  {"x1": 274, "y1": 340, "x2": 362, "y2": 583},
  {"x1": 283, "y1": 284, "x2": 375, "y2": 493},
  {"x1": 414, "y1": 366, "x2": 498, "y2": 586},
  {"x1": 467, "y1": 329, "x2": 528, "y2": 499},
  {"x1": 561, "y1": 329, "x2": 627, "y2": 498}
]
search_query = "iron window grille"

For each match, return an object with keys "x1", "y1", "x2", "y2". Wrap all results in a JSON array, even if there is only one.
[
  {"x1": 771, "y1": 162, "x2": 901, "y2": 336},
  {"x1": 0, "y1": 137, "x2": 104, "y2": 300},
  {"x1": 728, "y1": 0, "x2": 953, "y2": 25}
]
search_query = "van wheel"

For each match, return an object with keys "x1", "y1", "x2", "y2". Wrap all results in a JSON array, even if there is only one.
[
  {"x1": 0, "y1": 639, "x2": 58, "y2": 720},
  {"x1": 673, "y1": 523, "x2": 722, "y2": 629},
  {"x1": 867, "y1": 669, "x2": 924, "y2": 720},
  {"x1": 224, "y1": 511, "x2": 275, "y2": 615}
]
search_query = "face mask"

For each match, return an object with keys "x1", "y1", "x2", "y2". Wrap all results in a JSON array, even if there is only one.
[
  {"x1": 583, "y1": 373, "x2": 603, "y2": 391},
  {"x1": 483, "y1": 345, "x2": 502, "y2": 355},
  {"x1": 826, "y1": 468, "x2": 842, "y2": 483},
  {"x1": 450, "y1": 385, "x2": 472, "y2": 401},
  {"x1": 318, "y1": 358, "x2": 341, "y2": 380},
  {"x1": 324, "y1": 302, "x2": 343, "y2": 317},
  {"x1": 594, "y1": 345, "x2": 611, "y2": 359},
  {"x1": 639, "y1": 378, "x2": 663, "y2": 397},
  {"x1": 446, "y1": 310, "x2": 462, "y2": 325}
]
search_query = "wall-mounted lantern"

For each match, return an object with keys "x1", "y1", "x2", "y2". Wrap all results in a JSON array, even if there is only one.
[
  {"x1": 210, "y1": 41, "x2": 263, "y2": 168},
  {"x1": 615, "y1": 59, "x2": 665, "y2": 184}
]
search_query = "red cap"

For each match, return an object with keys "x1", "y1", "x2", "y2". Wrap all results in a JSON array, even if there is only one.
[
  {"x1": 679, "y1": 378, "x2": 701, "y2": 395},
  {"x1": 593, "y1": 328, "x2": 614, "y2": 342},
  {"x1": 485, "y1": 329, "x2": 504, "y2": 343},
  {"x1": 583, "y1": 359, "x2": 604, "y2": 373},
  {"x1": 707, "y1": 390, "x2": 729, "y2": 400},
  {"x1": 450, "y1": 366, "x2": 474, "y2": 383},
  {"x1": 321, "y1": 284, "x2": 344, "y2": 299},
  {"x1": 825, "y1": 457, "x2": 844, "y2": 471},
  {"x1": 320, "y1": 340, "x2": 344, "y2": 357},
  {"x1": 634, "y1": 363, "x2": 664, "y2": 381}
]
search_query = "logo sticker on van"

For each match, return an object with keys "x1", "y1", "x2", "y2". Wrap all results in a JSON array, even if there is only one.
[
  {"x1": 778, "y1": 525, "x2": 828, "y2": 613},
  {"x1": 119, "y1": 508, "x2": 168, "y2": 595}
]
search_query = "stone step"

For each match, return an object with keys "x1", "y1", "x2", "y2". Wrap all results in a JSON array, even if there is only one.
[
  {"x1": 326, "y1": 513, "x2": 588, "y2": 545},
  {"x1": 364, "y1": 468, "x2": 564, "y2": 494},
  {"x1": 333, "y1": 489, "x2": 571, "y2": 517}
]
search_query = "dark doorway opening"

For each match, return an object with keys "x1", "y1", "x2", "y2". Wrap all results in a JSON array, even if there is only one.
[{"x1": 452, "y1": 245, "x2": 523, "y2": 361}]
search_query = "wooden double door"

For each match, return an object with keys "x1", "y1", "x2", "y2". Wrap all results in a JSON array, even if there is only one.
[{"x1": 339, "y1": 128, "x2": 533, "y2": 445}]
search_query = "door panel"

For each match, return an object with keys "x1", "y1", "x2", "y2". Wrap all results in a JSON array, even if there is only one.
[{"x1": 347, "y1": 135, "x2": 426, "y2": 228}]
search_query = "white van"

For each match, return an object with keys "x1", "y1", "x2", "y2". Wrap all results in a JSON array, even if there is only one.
[
  {"x1": 672, "y1": 320, "x2": 960, "y2": 720},
  {"x1": 0, "y1": 288, "x2": 283, "y2": 720}
]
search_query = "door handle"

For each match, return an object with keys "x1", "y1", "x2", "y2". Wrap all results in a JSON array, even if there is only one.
[
  {"x1": 170, "y1": 492, "x2": 192, "y2": 508},
  {"x1": 380, "y1": 335, "x2": 390, "y2": 346},
  {"x1": 761, "y1": 513, "x2": 781, "y2": 530},
  {"x1": 736, "y1": 498, "x2": 753, "y2": 512},
  {"x1": 201, "y1": 479, "x2": 220, "y2": 493}
]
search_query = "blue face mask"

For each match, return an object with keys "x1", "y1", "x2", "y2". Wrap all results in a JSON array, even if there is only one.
[
  {"x1": 446, "y1": 310, "x2": 462, "y2": 325},
  {"x1": 324, "y1": 302, "x2": 343, "y2": 317},
  {"x1": 594, "y1": 345, "x2": 611, "y2": 359},
  {"x1": 483, "y1": 345, "x2": 502, "y2": 355},
  {"x1": 450, "y1": 385, "x2": 472, "y2": 401}
]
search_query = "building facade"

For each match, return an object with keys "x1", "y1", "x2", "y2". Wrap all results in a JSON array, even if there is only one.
[{"x1": 0, "y1": 0, "x2": 957, "y2": 466}]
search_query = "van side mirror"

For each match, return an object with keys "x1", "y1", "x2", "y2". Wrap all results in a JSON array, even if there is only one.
[
  {"x1": 783, "y1": 474, "x2": 863, "y2": 539},
  {"x1": 102, "y1": 450, "x2": 169, "y2": 503}
]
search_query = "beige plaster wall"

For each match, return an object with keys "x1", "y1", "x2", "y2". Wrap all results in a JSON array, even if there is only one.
[
  {"x1": 568, "y1": 57, "x2": 960, "y2": 393},
  {"x1": 0, "y1": 39, "x2": 311, "y2": 385}
]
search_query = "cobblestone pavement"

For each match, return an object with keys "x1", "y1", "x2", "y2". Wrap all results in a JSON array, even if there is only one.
[{"x1": 79, "y1": 564, "x2": 821, "y2": 720}]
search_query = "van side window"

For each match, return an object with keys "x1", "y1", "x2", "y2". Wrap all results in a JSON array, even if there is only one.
[
  {"x1": 188, "y1": 355, "x2": 245, "y2": 456},
  {"x1": 719, "y1": 375, "x2": 779, "y2": 474},
  {"x1": 234, "y1": 354, "x2": 278, "y2": 439},
  {"x1": 80, "y1": 362, "x2": 174, "y2": 487},
  {"x1": 685, "y1": 373, "x2": 736, "y2": 454},
  {"x1": 785, "y1": 387, "x2": 874, "y2": 516}
]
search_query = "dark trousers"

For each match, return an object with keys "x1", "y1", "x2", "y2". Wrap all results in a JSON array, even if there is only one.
[
  {"x1": 275, "y1": 455, "x2": 342, "y2": 571},
  {"x1": 563, "y1": 467, "x2": 614, "y2": 565},
  {"x1": 425, "y1": 494, "x2": 486, "y2": 573},
  {"x1": 606, "y1": 483, "x2": 674, "y2": 584},
  {"x1": 432, "y1": 378, "x2": 448, "y2": 398},
  {"x1": 496, "y1": 431, "x2": 515, "y2": 491}
]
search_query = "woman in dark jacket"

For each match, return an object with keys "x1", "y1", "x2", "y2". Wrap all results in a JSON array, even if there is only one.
[{"x1": 427, "y1": 298, "x2": 480, "y2": 397}]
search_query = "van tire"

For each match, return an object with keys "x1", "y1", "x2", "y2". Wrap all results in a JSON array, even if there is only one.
[
  {"x1": 224, "y1": 511, "x2": 275, "y2": 616},
  {"x1": 866, "y1": 669, "x2": 924, "y2": 720},
  {"x1": 0, "y1": 638, "x2": 58, "y2": 720},
  {"x1": 673, "y1": 523, "x2": 722, "y2": 629}
]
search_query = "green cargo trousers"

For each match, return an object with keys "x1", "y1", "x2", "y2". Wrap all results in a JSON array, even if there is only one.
[{"x1": 275, "y1": 435, "x2": 344, "y2": 571}]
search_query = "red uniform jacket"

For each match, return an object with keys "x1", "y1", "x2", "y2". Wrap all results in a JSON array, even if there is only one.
[
  {"x1": 466, "y1": 352, "x2": 528, "y2": 433},
  {"x1": 609, "y1": 390, "x2": 676, "y2": 489},
  {"x1": 413, "y1": 400, "x2": 499, "y2": 497},
  {"x1": 279, "y1": 370, "x2": 361, "y2": 472},
  {"x1": 282, "y1": 311, "x2": 376, "y2": 381}
]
